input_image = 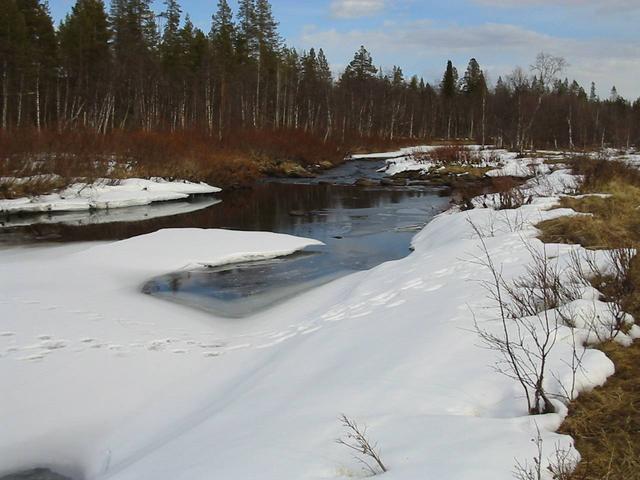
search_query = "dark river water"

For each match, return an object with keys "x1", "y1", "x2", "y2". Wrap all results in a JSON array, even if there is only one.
[{"x1": 1, "y1": 159, "x2": 450, "y2": 318}]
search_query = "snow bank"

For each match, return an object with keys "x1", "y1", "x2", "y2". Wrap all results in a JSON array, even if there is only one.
[
  {"x1": 0, "y1": 157, "x2": 624, "y2": 480},
  {"x1": 0, "y1": 198, "x2": 221, "y2": 228},
  {"x1": 350, "y1": 145, "x2": 436, "y2": 160},
  {"x1": 0, "y1": 178, "x2": 221, "y2": 215},
  {"x1": 368, "y1": 145, "x2": 552, "y2": 179}
]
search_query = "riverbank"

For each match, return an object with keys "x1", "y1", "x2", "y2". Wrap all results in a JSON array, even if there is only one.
[
  {"x1": 536, "y1": 156, "x2": 640, "y2": 479},
  {"x1": 0, "y1": 129, "x2": 427, "y2": 199},
  {"x1": 1, "y1": 149, "x2": 632, "y2": 479}
]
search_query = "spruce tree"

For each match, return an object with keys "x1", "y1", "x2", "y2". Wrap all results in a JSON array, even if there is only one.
[
  {"x1": 440, "y1": 60, "x2": 458, "y2": 99},
  {"x1": 440, "y1": 60, "x2": 458, "y2": 139},
  {"x1": 462, "y1": 58, "x2": 486, "y2": 97}
]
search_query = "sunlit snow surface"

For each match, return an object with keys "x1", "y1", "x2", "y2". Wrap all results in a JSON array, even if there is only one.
[
  {"x1": 0, "y1": 178, "x2": 220, "y2": 215},
  {"x1": 0, "y1": 150, "x2": 636, "y2": 480}
]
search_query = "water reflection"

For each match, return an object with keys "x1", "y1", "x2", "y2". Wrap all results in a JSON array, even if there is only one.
[
  {"x1": 0, "y1": 159, "x2": 452, "y2": 318},
  {"x1": 142, "y1": 181, "x2": 450, "y2": 317}
]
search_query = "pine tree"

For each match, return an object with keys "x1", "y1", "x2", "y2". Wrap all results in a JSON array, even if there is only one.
[
  {"x1": 237, "y1": 0, "x2": 257, "y2": 59},
  {"x1": 255, "y1": 0, "x2": 279, "y2": 53},
  {"x1": 58, "y1": 0, "x2": 111, "y2": 129},
  {"x1": 302, "y1": 48, "x2": 317, "y2": 86},
  {"x1": 342, "y1": 46, "x2": 377, "y2": 82},
  {"x1": 180, "y1": 16, "x2": 207, "y2": 74},
  {"x1": 392, "y1": 66, "x2": 404, "y2": 87},
  {"x1": 16, "y1": 0, "x2": 57, "y2": 130},
  {"x1": 111, "y1": 0, "x2": 158, "y2": 61},
  {"x1": 211, "y1": 0, "x2": 234, "y2": 62},
  {"x1": 589, "y1": 82, "x2": 598, "y2": 102},
  {"x1": 0, "y1": 0, "x2": 28, "y2": 129},
  {"x1": 59, "y1": 0, "x2": 111, "y2": 87},
  {"x1": 317, "y1": 48, "x2": 332, "y2": 86},
  {"x1": 159, "y1": 0, "x2": 182, "y2": 71},
  {"x1": 211, "y1": 0, "x2": 236, "y2": 139}
]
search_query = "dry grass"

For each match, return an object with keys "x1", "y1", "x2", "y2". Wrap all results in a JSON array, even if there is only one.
[
  {"x1": 538, "y1": 159, "x2": 640, "y2": 250},
  {"x1": 0, "y1": 128, "x2": 427, "y2": 198},
  {"x1": 537, "y1": 156, "x2": 640, "y2": 480},
  {"x1": 559, "y1": 341, "x2": 640, "y2": 480}
]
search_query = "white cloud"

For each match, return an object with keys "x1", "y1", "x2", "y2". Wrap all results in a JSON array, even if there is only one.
[
  {"x1": 299, "y1": 21, "x2": 640, "y2": 99},
  {"x1": 330, "y1": 0, "x2": 386, "y2": 19},
  {"x1": 471, "y1": 0, "x2": 640, "y2": 13}
]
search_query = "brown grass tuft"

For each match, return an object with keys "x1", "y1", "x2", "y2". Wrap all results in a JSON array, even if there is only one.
[{"x1": 559, "y1": 341, "x2": 640, "y2": 480}]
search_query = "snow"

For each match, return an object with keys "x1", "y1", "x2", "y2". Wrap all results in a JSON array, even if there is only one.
[
  {"x1": 0, "y1": 198, "x2": 221, "y2": 228},
  {"x1": 0, "y1": 153, "x2": 629, "y2": 480},
  {"x1": 351, "y1": 145, "x2": 437, "y2": 160},
  {"x1": 0, "y1": 178, "x2": 221, "y2": 215},
  {"x1": 370, "y1": 145, "x2": 554, "y2": 179}
]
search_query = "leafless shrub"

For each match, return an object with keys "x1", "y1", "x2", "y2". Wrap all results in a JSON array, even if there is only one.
[
  {"x1": 548, "y1": 444, "x2": 578, "y2": 480},
  {"x1": 500, "y1": 209, "x2": 529, "y2": 233},
  {"x1": 471, "y1": 223, "x2": 558, "y2": 414},
  {"x1": 504, "y1": 243, "x2": 583, "y2": 321},
  {"x1": 568, "y1": 248, "x2": 635, "y2": 340},
  {"x1": 470, "y1": 221, "x2": 589, "y2": 414},
  {"x1": 514, "y1": 425, "x2": 577, "y2": 480},
  {"x1": 551, "y1": 323, "x2": 590, "y2": 404},
  {"x1": 514, "y1": 425, "x2": 545, "y2": 480},
  {"x1": 337, "y1": 414, "x2": 388, "y2": 476},
  {"x1": 489, "y1": 176, "x2": 531, "y2": 210}
]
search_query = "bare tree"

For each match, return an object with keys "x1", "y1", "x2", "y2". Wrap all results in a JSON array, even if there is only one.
[
  {"x1": 531, "y1": 53, "x2": 568, "y2": 89},
  {"x1": 518, "y1": 53, "x2": 568, "y2": 151}
]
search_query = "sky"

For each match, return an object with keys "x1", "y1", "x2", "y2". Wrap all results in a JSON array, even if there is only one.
[{"x1": 49, "y1": 0, "x2": 640, "y2": 100}]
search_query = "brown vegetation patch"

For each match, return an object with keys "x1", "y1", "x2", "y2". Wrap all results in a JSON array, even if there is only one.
[
  {"x1": 538, "y1": 162, "x2": 640, "y2": 250},
  {"x1": 536, "y1": 156, "x2": 640, "y2": 480},
  {"x1": 559, "y1": 341, "x2": 640, "y2": 480},
  {"x1": 0, "y1": 129, "x2": 429, "y2": 198}
]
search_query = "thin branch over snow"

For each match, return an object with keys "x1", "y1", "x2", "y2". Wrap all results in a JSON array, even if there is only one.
[{"x1": 337, "y1": 414, "x2": 388, "y2": 476}]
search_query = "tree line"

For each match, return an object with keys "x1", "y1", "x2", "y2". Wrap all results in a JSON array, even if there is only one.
[{"x1": 1, "y1": 0, "x2": 638, "y2": 149}]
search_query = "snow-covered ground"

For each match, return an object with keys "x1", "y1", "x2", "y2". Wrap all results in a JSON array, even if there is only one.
[
  {"x1": 350, "y1": 146, "x2": 437, "y2": 160},
  {"x1": 0, "y1": 178, "x2": 220, "y2": 215},
  {"x1": 372, "y1": 145, "x2": 555, "y2": 178},
  {"x1": 0, "y1": 153, "x2": 632, "y2": 480}
]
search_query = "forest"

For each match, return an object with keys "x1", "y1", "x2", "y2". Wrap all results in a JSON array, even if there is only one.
[{"x1": 1, "y1": 0, "x2": 639, "y2": 184}]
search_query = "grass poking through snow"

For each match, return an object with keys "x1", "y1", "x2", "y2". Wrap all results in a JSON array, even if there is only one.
[{"x1": 537, "y1": 156, "x2": 640, "y2": 480}]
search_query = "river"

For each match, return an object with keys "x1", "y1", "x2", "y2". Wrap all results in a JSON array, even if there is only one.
[{"x1": 0, "y1": 159, "x2": 450, "y2": 319}]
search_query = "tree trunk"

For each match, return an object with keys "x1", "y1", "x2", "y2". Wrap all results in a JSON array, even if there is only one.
[
  {"x1": 35, "y1": 68, "x2": 41, "y2": 132},
  {"x1": 481, "y1": 94, "x2": 486, "y2": 147},
  {"x1": 1, "y1": 63, "x2": 7, "y2": 130}
]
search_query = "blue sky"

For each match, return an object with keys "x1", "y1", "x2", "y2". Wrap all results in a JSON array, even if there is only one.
[{"x1": 49, "y1": 0, "x2": 640, "y2": 99}]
